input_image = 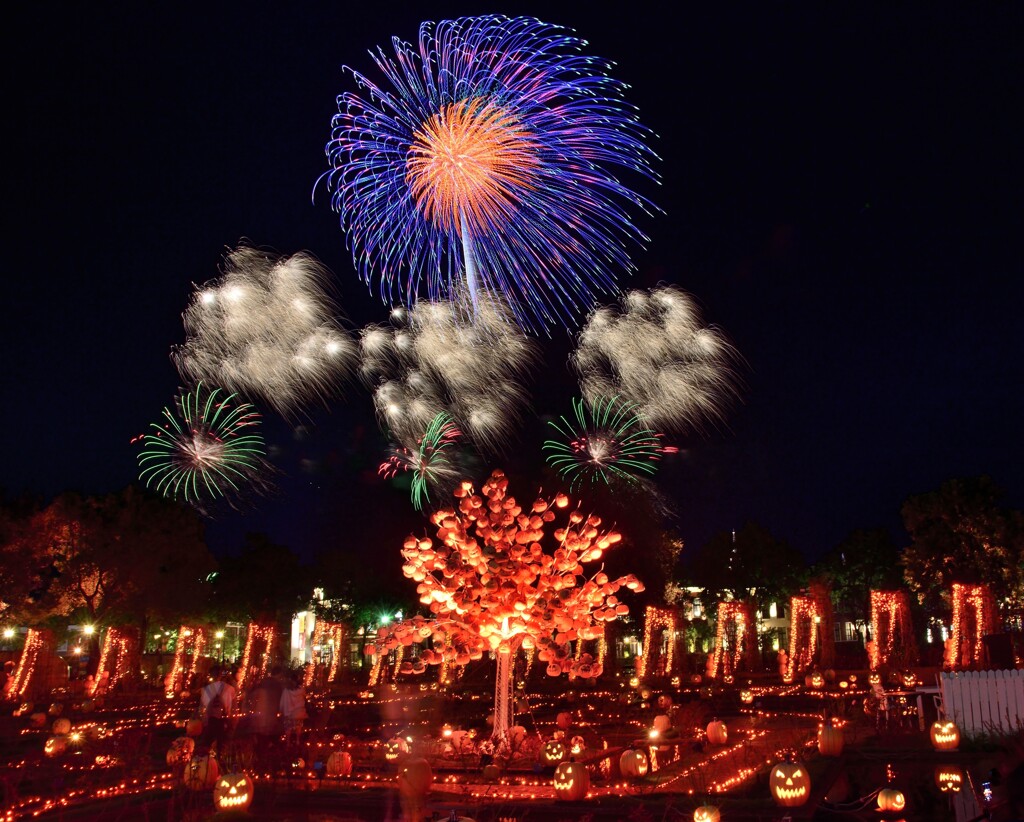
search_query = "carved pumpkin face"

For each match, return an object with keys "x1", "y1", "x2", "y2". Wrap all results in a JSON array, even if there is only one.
[
  {"x1": 901, "y1": 671, "x2": 917, "y2": 688},
  {"x1": 44, "y1": 735, "x2": 67, "y2": 757},
  {"x1": 930, "y1": 721, "x2": 960, "y2": 751},
  {"x1": 740, "y1": 689, "x2": 754, "y2": 704},
  {"x1": 706, "y1": 720, "x2": 728, "y2": 745},
  {"x1": 770, "y1": 761, "x2": 810, "y2": 806},
  {"x1": 214, "y1": 773, "x2": 253, "y2": 811},
  {"x1": 166, "y1": 736, "x2": 195, "y2": 767},
  {"x1": 325, "y1": 750, "x2": 352, "y2": 777},
  {"x1": 877, "y1": 787, "x2": 905, "y2": 811},
  {"x1": 935, "y1": 765, "x2": 963, "y2": 792},
  {"x1": 693, "y1": 805, "x2": 721, "y2": 822},
  {"x1": 553, "y1": 761, "x2": 589, "y2": 801},
  {"x1": 868, "y1": 672, "x2": 881, "y2": 685},
  {"x1": 619, "y1": 749, "x2": 649, "y2": 778},
  {"x1": 570, "y1": 735, "x2": 586, "y2": 756},
  {"x1": 543, "y1": 739, "x2": 566, "y2": 763},
  {"x1": 384, "y1": 736, "x2": 410, "y2": 761},
  {"x1": 14, "y1": 702, "x2": 32, "y2": 717},
  {"x1": 808, "y1": 671, "x2": 824, "y2": 689}
]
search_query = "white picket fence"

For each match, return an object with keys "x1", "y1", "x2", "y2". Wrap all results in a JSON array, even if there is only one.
[{"x1": 939, "y1": 669, "x2": 1024, "y2": 738}]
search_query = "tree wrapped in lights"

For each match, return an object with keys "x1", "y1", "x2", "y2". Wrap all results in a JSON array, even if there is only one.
[
  {"x1": 4, "y1": 628, "x2": 54, "y2": 699},
  {"x1": 708, "y1": 600, "x2": 757, "y2": 680},
  {"x1": 304, "y1": 621, "x2": 347, "y2": 688},
  {"x1": 238, "y1": 623, "x2": 276, "y2": 690},
  {"x1": 945, "y1": 582, "x2": 999, "y2": 670},
  {"x1": 868, "y1": 590, "x2": 917, "y2": 671},
  {"x1": 376, "y1": 469, "x2": 643, "y2": 740},
  {"x1": 784, "y1": 596, "x2": 821, "y2": 682},
  {"x1": 165, "y1": 626, "x2": 206, "y2": 697},
  {"x1": 636, "y1": 605, "x2": 678, "y2": 680},
  {"x1": 92, "y1": 627, "x2": 140, "y2": 695}
]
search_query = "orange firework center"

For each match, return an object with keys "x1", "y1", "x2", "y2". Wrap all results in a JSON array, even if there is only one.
[{"x1": 407, "y1": 98, "x2": 540, "y2": 236}]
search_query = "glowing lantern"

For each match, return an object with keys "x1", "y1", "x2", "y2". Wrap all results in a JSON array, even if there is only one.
[
  {"x1": 556, "y1": 711, "x2": 572, "y2": 729},
  {"x1": 806, "y1": 671, "x2": 824, "y2": 689},
  {"x1": 543, "y1": 739, "x2": 567, "y2": 764},
  {"x1": 570, "y1": 735, "x2": 586, "y2": 756},
  {"x1": 877, "y1": 787, "x2": 906, "y2": 812},
  {"x1": 817, "y1": 720, "x2": 844, "y2": 756},
  {"x1": 166, "y1": 736, "x2": 195, "y2": 766},
  {"x1": 397, "y1": 758, "x2": 433, "y2": 799},
  {"x1": 934, "y1": 765, "x2": 963, "y2": 792},
  {"x1": 553, "y1": 761, "x2": 589, "y2": 801},
  {"x1": 739, "y1": 689, "x2": 754, "y2": 704},
  {"x1": 693, "y1": 805, "x2": 721, "y2": 822},
  {"x1": 656, "y1": 694, "x2": 673, "y2": 710},
  {"x1": 868, "y1": 671, "x2": 881, "y2": 686},
  {"x1": 52, "y1": 717, "x2": 71, "y2": 735},
  {"x1": 653, "y1": 714, "x2": 672, "y2": 734},
  {"x1": 14, "y1": 702, "x2": 33, "y2": 717},
  {"x1": 385, "y1": 736, "x2": 410, "y2": 761},
  {"x1": 185, "y1": 718, "x2": 203, "y2": 737},
  {"x1": 44, "y1": 735, "x2": 67, "y2": 757},
  {"x1": 930, "y1": 720, "x2": 960, "y2": 751},
  {"x1": 770, "y1": 760, "x2": 810, "y2": 807},
  {"x1": 184, "y1": 755, "x2": 220, "y2": 790},
  {"x1": 326, "y1": 750, "x2": 353, "y2": 777},
  {"x1": 619, "y1": 749, "x2": 649, "y2": 778},
  {"x1": 901, "y1": 671, "x2": 917, "y2": 689},
  {"x1": 213, "y1": 773, "x2": 254, "y2": 812},
  {"x1": 706, "y1": 719, "x2": 728, "y2": 745}
]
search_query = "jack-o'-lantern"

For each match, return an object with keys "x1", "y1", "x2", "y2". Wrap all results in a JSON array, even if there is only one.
[
  {"x1": 723, "y1": 674, "x2": 734, "y2": 685},
  {"x1": 397, "y1": 757, "x2": 433, "y2": 799},
  {"x1": 653, "y1": 714, "x2": 672, "y2": 734},
  {"x1": 657, "y1": 694, "x2": 673, "y2": 710},
  {"x1": 14, "y1": 702, "x2": 32, "y2": 717},
  {"x1": 671, "y1": 676, "x2": 681, "y2": 687},
  {"x1": 739, "y1": 689, "x2": 754, "y2": 704},
  {"x1": 325, "y1": 750, "x2": 352, "y2": 777},
  {"x1": 934, "y1": 765, "x2": 963, "y2": 793},
  {"x1": 570, "y1": 735, "x2": 586, "y2": 756},
  {"x1": 877, "y1": 787, "x2": 905, "y2": 812},
  {"x1": 384, "y1": 736, "x2": 410, "y2": 761},
  {"x1": 629, "y1": 676, "x2": 640, "y2": 687},
  {"x1": 639, "y1": 687, "x2": 652, "y2": 701},
  {"x1": 543, "y1": 739, "x2": 567, "y2": 764},
  {"x1": 183, "y1": 754, "x2": 220, "y2": 790},
  {"x1": 213, "y1": 772, "x2": 253, "y2": 812},
  {"x1": 44, "y1": 735, "x2": 67, "y2": 757},
  {"x1": 693, "y1": 805, "x2": 720, "y2": 822},
  {"x1": 553, "y1": 760, "x2": 589, "y2": 801},
  {"x1": 30, "y1": 712, "x2": 47, "y2": 728},
  {"x1": 930, "y1": 720, "x2": 960, "y2": 751},
  {"x1": 48, "y1": 702, "x2": 63, "y2": 716},
  {"x1": 901, "y1": 671, "x2": 917, "y2": 688},
  {"x1": 185, "y1": 718, "x2": 203, "y2": 737},
  {"x1": 52, "y1": 717, "x2": 71, "y2": 735},
  {"x1": 166, "y1": 736, "x2": 195, "y2": 766},
  {"x1": 868, "y1": 671, "x2": 881, "y2": 686},
  {"x1": 556, "y1": 711, "x2": 572, "y2": 729},
  {"x1": 769, "y1": 760, "x2": 810, "y2": 807},
  {"x1": 706, "y1": 719, "x2": 728, "y2": 745},
  {"x1": 619, "y1": 749, "x2": 649, "y2": 778},
  {"x1": 817, "y1": 720, "x2": 844, "y2": 756},
  {"x1": 807, "y1": 671, "x2": 824, "y2": 689}
]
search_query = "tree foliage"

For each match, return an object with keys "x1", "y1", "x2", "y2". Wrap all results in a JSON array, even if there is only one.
[{"x1": 815, "y1": 528, "x2": 903, "y2": 615}]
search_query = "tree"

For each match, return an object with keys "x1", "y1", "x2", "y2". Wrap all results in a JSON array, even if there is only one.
[
  {"x1": 816, "y1": 528, "x2": 903, "y2": 616},
  {"x1": 208, "y1": 533, "x2": 310, "y2": 626},
  {"x1": 377, "y1": 470, "x2": 643, "y2": 740},
  {"x1": 901, "y1": 476, "x2": 1024, "y2": 612}
]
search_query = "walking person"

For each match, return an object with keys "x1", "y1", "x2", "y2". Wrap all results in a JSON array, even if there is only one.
[{"x1": 200, "y1": 669, "x2": 236, "y2": 756}]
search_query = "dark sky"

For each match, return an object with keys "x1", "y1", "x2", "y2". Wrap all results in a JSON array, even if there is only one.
[{"x1": 5, "y1": 3, "x2": 1021, "y2": 570}]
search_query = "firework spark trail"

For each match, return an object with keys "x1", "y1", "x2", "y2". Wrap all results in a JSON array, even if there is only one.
[
  {"x1": 359, "y1": 294, "x2": 538, "y2": 453},
  {"x1": 378, "y1": 412, "x2": 462, "y2": 510},
  {"x1": 573, "y1": 286, "x2": 742, "y2": 434},
  {"x1": 136, "y1": 382, "x2": 267, "y2": 510},
  {"x1": 322, "y1": 15, "x2": 658, "y2": 334},
  {"x1": 544, "y1": 396, "x2": 666, "y2": 489},
  {"x1": 172, "y1": 246, "x2": 358, "y2": 417}
]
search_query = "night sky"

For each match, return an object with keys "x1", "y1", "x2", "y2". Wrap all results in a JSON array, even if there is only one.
[{"x1": 5, "y1": 4, "x2": 1021, "y2": 573}]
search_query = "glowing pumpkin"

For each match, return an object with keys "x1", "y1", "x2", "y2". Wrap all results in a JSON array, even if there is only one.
[
  {"x1": 930, "y1": 720, "x2": 960, "y2": 751},
  {"x1": 901, "y1": 671, "x2": 917, "y2": 688},
  {"x1": 706, "y1": 719, "x2": 728, "y2": 745},
  {"x1": 807, "y1": 671, "x2": 824, "y2": 689},
  {"x1": 183, "y1": 755, "x2": 220, "y2": 790},
  {"x1": 817, "y1": 721, "x2": 844, "y2": 756},
  {"x1": 693, "y1": 805, "x2": 721, "y2": 822},
  {"x1": 619, "y1": 749, "x2": 649, "y2": 778},
  {"x1": 213, "y1": 772, "x2": 253, "y2": 812},
  {"x1": 934, "y1": 765, "x2": 963, "y2": 792},
  {"x1": 52, "y1": 717, "x2": 71, "y2": 735},
  {"x1": 185, "y1": 718, "x2": 203, "y2": 737},
  {"x1": 553, "y1": 760, "x2": 589, "y2": 801},
  {"x1": 14, "y1": 702, "x2": 33, "y2": 717},
  {"x1": 770, "y1": 760, "x2": 810, "y2": 807},
  {"x1": 397, "y1": 757, "x2": 433, "y2": 799},
  {"x1": 166, "y1": 736, "x2": 195, "y2": 766},
  {"x1": 739, "y1": 689, "x2": 754, "y2": 704},
  {"x1": 325, "y1": 750, "x2": 352, "y2": 777},
  {"x1": 385, "y1": 736, "x2": 410, "y2": 761},
  {"x1": 653, "y1": 714, "x2": 672, "y2": 734},
  {"x1": 877, "y1": 787, "x2": 905, "y2": 811},
  {"x1": 543, "y1": 739, "x2": 567, "y2": 764},
  {"x1": 569, "y1": 735, "x2": 586, "y2": 756},
  {"x1": 44, "y1": 735, "x2": 67, "y2": 757},
  {"x1": 868, "y1": 671, "x2": 881, "y2": 686}
]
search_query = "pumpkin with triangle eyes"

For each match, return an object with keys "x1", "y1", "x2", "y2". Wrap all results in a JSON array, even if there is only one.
[
  {"x1": 543, "y1": 739, "x2": 567, "y2": 764},
  {"x1": 770, "y1": 760, "x2": 810, "y2": 806},
  {"x1": 213, "y1": 772, "x2": 254, "y2": 812},
  {"x1": 930, "y1": 720, "x2": 960, "y2": 751},
  {"x1": 619, "y1": 748, "x2": 649, "y2": 778},
  {"x1": 693, "y1": 804, "x2": 720, "y2": 822},
  {"x1": 553, "y1": 760, "x2": 589, "y2": 801}
]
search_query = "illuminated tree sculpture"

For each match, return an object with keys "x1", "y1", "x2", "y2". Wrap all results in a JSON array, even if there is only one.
[
  {"x1": 635, "y1": 605, "x2": 679, "y2": 680},
  {"x1": 165, "y1": 626, "x2": 206, "y2": 697},
  {"x1": 708, "y1": 600, "x2": 757, "y2": 680},
  {"x1": 92, "y1": 626, "x2": 140, "y2": 695},
  {"x1": 238, "y1": 623, "x2": 276, "y2": 690},
  {"x1": 376, "y1": 469, "x2": 643, "y2": 740},
  {"x1": 304, "y1": 621, "x2": 347, "y2": 687},
  {"x1": 944, "y1": 583, "x2": 999, "y2": 670},
  {"x1": 868, "y1": 590, "x2": 918, "y2": 671},
  {"x1": 4, "y1": 628, "x2": 54, "y2": 700}
]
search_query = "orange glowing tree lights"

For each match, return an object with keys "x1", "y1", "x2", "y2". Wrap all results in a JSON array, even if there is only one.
[
  {"x1": 636, "y1": 606, "x2": 678, "y2": 680},
  {"x1": 237, "y1": 623, "x2": 275, "y2": 690},
  {"x1": 708, "y1": 601, "x2": 757, "y2": 680},
  {"x1": 945, "y1": 582, "x2": 999, "y2": 669},
  {"x1": 868, "y1": 590, "x2": 918, "y2": 671},
  {"x1": 4, "y1": 628, "x2": 52, "y2": 699},
  {"x1": 376, "y1": 469, "x2": 642, "y2": 739},
  {"x1": 807, "y1": 579, "x2": 835, "y2": 670},
  {"x1": 165, "y1": 626, "x2": 206, "y2": 697},
  {"x1": 784, "y1": 597, "x2": 819, "y2": 683},
  {"x1": 304, "y1": 621, "x2": 347, "y2": 687},
  {"x1": 91, "y1": 627, "x2": 139, "y2": 695}
]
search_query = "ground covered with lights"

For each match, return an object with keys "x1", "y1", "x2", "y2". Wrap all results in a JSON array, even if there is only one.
[{"x1": 0, "y1": 669, "x2": 1008, "y2": 821}]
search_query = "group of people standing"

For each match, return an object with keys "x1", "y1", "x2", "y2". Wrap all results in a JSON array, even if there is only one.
[{"x1": 198, "y1": 665, "x2": 307, "y2": 758}]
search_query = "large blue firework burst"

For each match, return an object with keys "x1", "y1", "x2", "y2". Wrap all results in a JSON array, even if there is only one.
[{"x1": 322, "y1": 15, "x2": 658, "y2": 334}]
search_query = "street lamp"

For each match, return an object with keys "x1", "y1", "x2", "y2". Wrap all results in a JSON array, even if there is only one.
[{"x1": 83, "y1": 625, "x2": 95, "y2": 636}]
